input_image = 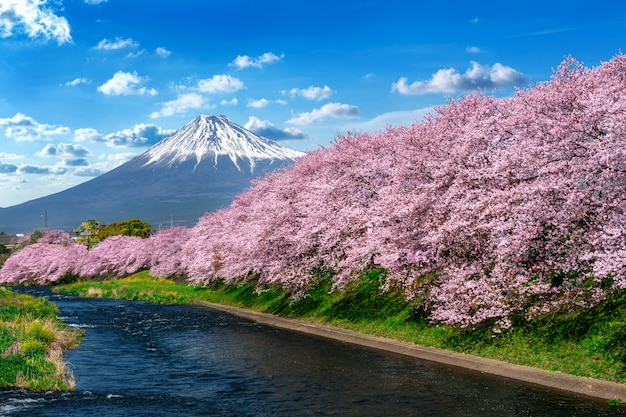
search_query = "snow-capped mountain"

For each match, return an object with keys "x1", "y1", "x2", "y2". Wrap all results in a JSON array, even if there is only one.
[
  {"x1": 138, "y1": 114, "x2": 303, "y2": 171},
  {"x1": 0, "y1": 115, "x2": 304, "y2": 233}
]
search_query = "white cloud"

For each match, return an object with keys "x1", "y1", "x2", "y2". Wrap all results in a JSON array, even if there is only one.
[
  {"x1": 58, "y1": 143, "x2": 90, "y2": 157},
  {"x1": 18, "y1": 164, "x2": 67, "y2": 175},
  {"x1": 231, "y1": 52, "x2": 284, "y2": 70},
  {"x1": 102, "y1": 124, "x2": 173, "y2": 147},
  {"x1": 97, "y1": 71, "x2": 157, "y2": 96},
  {"x1": 245, "y1": 116, "x2": 307, "y2": 140},
  {"x1": 287, "y1": 85, "x2": 335, "y2": 101},
  {"x1": 75, "y1": 124, "x2": 173, "y2": 147},
  {"x1": 346, "y1": 108, "x2": 434, "y2": 133},
  {"x1": 466, "y1": 46, "x2": 481, "y2": 53},
  {"x1": 221, "y1": 98, "x2": 238, "y2": 106},
  {"x1": 0, "y1": 113, "x2": 70, "y2": 141},
  {"x1": 0, "y1": 0, "x2": 71, "y2": 44},
  {"x1": 64, "y1": 157, "x2": 89, "y2": 167},
  {"x1": 75, "y1": 154, "x2": 133, "y2": 177},
  {"x1": 103, "y1": 152, "x2": 137, "y2": 163},
  {"x1": 38, "y1": 142, "x2": 90, "y2": 158},
  {"x1": 0, "y1": 162, "x2": 18, "y2": 174},
  {"x1": 391, "y1": 61, "x2": 527, "y2": 95},
  {"x1": 150, "y1": 92, "x2": 210, "y2": 118},
  {"x1": 64, "y1": 77, "x2": 90, "y2": 86},
  {"x1": 95, "y1": 37, "x2": 139, "y2": 51},
  {"x1": 74, "y1": 127, "x2": 102, "y2": 143},
  {"x1": 287, "y1": 102, "x2": 360, "y2": 125},
  {"x1": 73, "y1": 166, "x2": 105, "y2": 177},
  {"x1": 247, "y1": 98, "x2": 270, "y2": 109},
  {"x1": 246, "y1": 98, "x2": 286, "y2": 109},
  {"x1": 125, "y1": 49, "x2": 145, "y2": 59},
  {"x1": 37, "y1": 143, "x2": 57, "y2": 157},
  {"x1": 197, "y1": 74, "x2": 245, "y2": 94},
  {"x1": 156, "y1": 47, "x2": 171, "y2": 57},
  {"x1": 507, "y1": 27, "x2": 576, "y2": 39},
  {"x1": 17, "y1": 165, "x2": 49, "y2": 175},
  {"x1": 0, "y1": 152, "x2": 24, "y2": 160}
]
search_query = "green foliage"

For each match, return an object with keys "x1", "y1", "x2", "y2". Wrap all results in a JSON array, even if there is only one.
[
  {"x1": 0, "y1": 287, "x2": 60, "y2": 321},
  {"x1": 0, "y1": 253, "x2": 10, "y2": 267},
  {"x1": 29, "y1": 230, "x2": 43, "y2": 245},
  {"x1": 0, "y1": 243, "x2": 9, "y2": 254},
  {"x1": 317, "y1": 270, "x2": 413, "y2": 321},
  {"x1": 0, "y1": 288, "x2": 83, "y2": 391},
  {"x1": 57, "y1": 270, "x2": 197, "y2": 304},
  {"x1": 21, "y1": 339, "x2": 47, "y2": 358},
  {"x1": 97, "y1": 218, "x2": 152, "y2": 240},
  {"x1": 609, "y1": 398, "x2": 623, "y2": 407},
  {"x1": 0, "y1": 355, "x2": 36, "y2": 386},
  {"x1": 0, "y1": 353, "x2": 65, "y2": 391},
  {"x1": 0, "y1": 325, "x2": 15, "y2": 352},
  {"x1": 25, "y1": 321, "x2": 56, "y2": 345},
  {"x1": 56, "y1": 272, "x2": 80, "y2": 285},
  {"x1": 202, "y1": 280, "x2": 292, "y2": 312}
]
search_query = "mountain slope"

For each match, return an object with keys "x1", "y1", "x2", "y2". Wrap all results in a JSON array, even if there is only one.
[{"x1": 0, "y1": 115, "x2": 304, "y2": 233}]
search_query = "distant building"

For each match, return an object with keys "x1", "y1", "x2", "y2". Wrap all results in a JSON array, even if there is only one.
[
  {"x1": 73, "y1": 220, "x2": 101, "y2": 248},
  {"x1": 0, "y1": 233, "x2": 19, "y2": 250}
]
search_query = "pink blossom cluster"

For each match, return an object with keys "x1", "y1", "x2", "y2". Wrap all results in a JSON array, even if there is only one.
[
  {"x1": 2, "y1": 55, "x2": 626, "y2": 330},
  {"x1": 145, "y1": 227, "x2": 190, "y2": 279},
  {"x1": 77, "y1": 235, "x2": 151, "y2": 277},
  {"x1": 0, "y1": 231, "x2": 87, "y2": 285}
]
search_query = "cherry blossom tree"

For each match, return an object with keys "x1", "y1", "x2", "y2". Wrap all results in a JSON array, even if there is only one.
[
  {"x1": 147, "y1": 227, "x2": 191, "y2": 279},
  {"x1": 78, "y1": 235, "x2": 150, "y2": 278},
  {"x1": 37, "y1": 230, "x2": 75, "y2": 245},
  {"x1": 0, "y1": 230, "x2": 87, "y2": 284}
]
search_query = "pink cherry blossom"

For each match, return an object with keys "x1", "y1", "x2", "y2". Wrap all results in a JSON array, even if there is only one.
[
  {"x1": 2, "y1": 54, "x2": 626, "y2": 330},
  {"x1": 0, "y1": 242, "x2": 87, "y2": 285},
  {"x1": 78, "y1": 235, "x2": 150, "y2": 278}
]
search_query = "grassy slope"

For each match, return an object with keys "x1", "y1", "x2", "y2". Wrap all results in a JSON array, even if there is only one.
[
  {"x1": 55, "y1": 270, "x2": 626, "y2": 384},
  {"x1": 0, "y1": 287, "x2": 83, "y2": 390}
]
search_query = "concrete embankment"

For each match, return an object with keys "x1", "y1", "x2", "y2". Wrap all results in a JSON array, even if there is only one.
[{"x1": 198, "y1": 301, "x2": 626, "y2": 402}]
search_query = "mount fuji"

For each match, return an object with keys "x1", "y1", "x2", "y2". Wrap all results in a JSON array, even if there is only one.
[{"x1": 0, "y1": 115, "x2": 304, "y2": 233}]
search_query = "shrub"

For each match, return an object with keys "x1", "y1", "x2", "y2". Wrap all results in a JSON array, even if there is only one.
[
  {"x1": 25, "y1": 321, "x2": 56, "y2": 345},
  {"x1": 21, "y1": 339, "x2": 47, "y2": 358}
]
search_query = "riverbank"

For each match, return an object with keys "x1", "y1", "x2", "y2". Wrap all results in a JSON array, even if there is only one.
[
  {"x1": 0, "y1": 287, "x2": 83, "y2": 390},
  {"x1": 55, "y1": 270, "x2": 626, "y2": 403},
  {"x1": 198, "y1": 299, "x2": 626, "y2": 401}
]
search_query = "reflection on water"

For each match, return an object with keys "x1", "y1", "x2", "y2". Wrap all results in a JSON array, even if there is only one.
[{"x1": 1, "y1": 287, "x2": 624, "y2": 416}]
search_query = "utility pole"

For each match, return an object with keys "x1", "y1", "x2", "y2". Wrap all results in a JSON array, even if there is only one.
[{"x1": 42, "y1": 209, "x2": 48, "y2": 230}]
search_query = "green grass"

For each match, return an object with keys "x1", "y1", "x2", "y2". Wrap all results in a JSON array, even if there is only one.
[
  {"x1": 55, "y1": 270, "x2": 626, "y2": 384},
  {"x1": 0, "y1": 287, "x2": 83, "y2": 391}
]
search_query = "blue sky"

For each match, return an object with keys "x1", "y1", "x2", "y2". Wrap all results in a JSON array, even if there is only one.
[{"x1": 0, "y1": 0, "x2": 625, "y2": 207}]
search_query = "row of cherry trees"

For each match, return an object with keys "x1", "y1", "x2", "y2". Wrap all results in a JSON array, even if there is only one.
[
  {"x1": 1, "y1": 55, "x2": 625, "y2": 330},
  {"x1": 0, "y1": 227, "x2": 190, "y2": 285}
]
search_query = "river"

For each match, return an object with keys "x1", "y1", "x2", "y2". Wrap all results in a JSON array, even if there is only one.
[{"x1": 1, "y1": 287, "x2": 623, "y2": 416}]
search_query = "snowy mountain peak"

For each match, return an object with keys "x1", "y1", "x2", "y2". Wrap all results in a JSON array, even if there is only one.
[{"x1": 138, "y1": 115, "x2": 304, "y2": 171}]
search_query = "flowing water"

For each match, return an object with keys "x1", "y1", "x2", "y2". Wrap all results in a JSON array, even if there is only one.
[{"x1": 1, "y1": 287, "x2": 624, "y2": 416}]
